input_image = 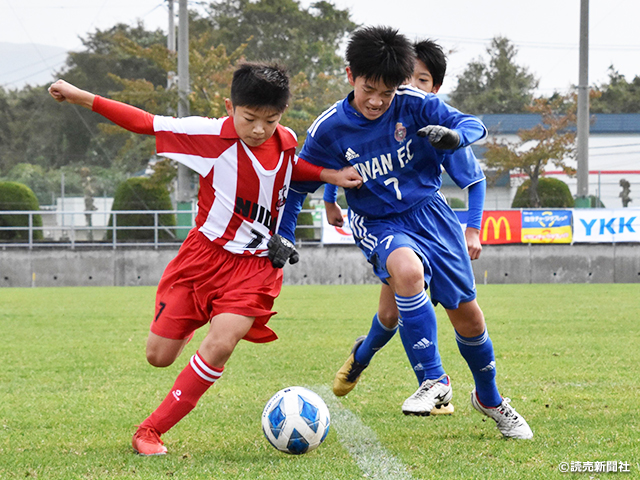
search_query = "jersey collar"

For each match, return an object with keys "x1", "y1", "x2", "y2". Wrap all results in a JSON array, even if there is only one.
[{"x1": 219, "y1": 117, "x2": 297, "y2": 151}]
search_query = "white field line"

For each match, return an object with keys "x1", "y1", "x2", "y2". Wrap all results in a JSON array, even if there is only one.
[{"x1": 311, "y1": 384, "x2": 415, "y2": 480}]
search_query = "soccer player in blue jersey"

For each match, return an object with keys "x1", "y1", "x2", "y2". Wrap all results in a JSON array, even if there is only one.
[
  {"x1": 323, "y1": 39, "x2": 485, "y2": 417},
  {"x1": 275, "y1": 26, "x2": 532, "y2": 439}
]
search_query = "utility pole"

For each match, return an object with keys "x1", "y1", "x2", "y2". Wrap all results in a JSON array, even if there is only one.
[
  {"x1": 575, "y1": 0, "x2": 590, "y2": 207},
  {"x1": 176, "y1": 0, "x2": 192, "y2": 238},
  {"x1": 167, "y1": 0, "x2": 176, "y2": 89}
]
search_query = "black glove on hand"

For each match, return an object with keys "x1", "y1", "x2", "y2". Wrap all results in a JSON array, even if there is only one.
[
  {"x1": 417, "y1": 125, "x2": 460, "y2": 150},
  {"x1": 267, "y1": 234, "x2": 299, "y2": 268}
]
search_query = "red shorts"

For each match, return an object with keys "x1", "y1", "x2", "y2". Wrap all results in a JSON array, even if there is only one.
[{"x1": 151, "y1": 230, "x2": 283, "y2": 343}]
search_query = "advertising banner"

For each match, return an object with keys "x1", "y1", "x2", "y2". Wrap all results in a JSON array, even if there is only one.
[
  {"x1": 321, "y1": 209, "x2": 355, "y2": 244},
  {"x1": 480, "y1": 210, "x2": 521, "y2": 244},
  {"x1": 521, "y1": 210, "x2": 572, "y2": 243},
  {"x1": 573, "y1": 209, "x2": 640, "y2": 243}
]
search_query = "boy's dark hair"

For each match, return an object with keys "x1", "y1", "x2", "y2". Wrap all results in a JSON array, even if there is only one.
[
  {"x1": 345, "y1": 26, "x2": 415, "y2": 88},
  {"x1": 230, "y1": 62, "x2": 290, "y2": 112},
  {"x1": 414, "y1": 40, "x2": 447, "y2": 87}
]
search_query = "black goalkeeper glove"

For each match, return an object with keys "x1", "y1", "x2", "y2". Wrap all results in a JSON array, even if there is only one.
[
  {"x1": 267, "y1": 234, "x2": 300, "y2": 268},
  {"x1": 417, "y1": 125, "x2": 460, "y2": 150}
]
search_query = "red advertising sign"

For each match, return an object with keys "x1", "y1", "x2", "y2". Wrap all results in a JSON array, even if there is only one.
[{"x1": 480, "y1": 211, "x2": 522, "y2": 245}]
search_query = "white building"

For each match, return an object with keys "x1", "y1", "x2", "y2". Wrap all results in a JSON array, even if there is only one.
[{"x1": 440, "y1": 113, "x2": 640, "y2": 210}]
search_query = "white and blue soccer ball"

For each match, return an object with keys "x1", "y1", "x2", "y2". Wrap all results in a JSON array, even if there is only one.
[{"x1": 261, "y1": 386, "x2": 331, "y2": 455}]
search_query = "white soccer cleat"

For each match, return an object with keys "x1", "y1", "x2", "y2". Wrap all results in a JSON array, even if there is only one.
[
  {"x1": 402, "y1": 374, "x2": 453, "y2": 416},
  {"x1": 470, "y1": 389, "x2": 533, "y2": 439}
]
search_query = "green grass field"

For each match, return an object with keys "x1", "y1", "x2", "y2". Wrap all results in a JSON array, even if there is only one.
[{"x1": 0, "y1": 284, "x2": 638, "y2": 479}]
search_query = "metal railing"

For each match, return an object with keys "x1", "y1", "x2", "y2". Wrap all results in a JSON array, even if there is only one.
[
  {"x1": 0, "y1": 209, "x2": 194, "y2": 249},
  {"x1": 0, "y1": 209, "x2": 323, "y2": 249}
]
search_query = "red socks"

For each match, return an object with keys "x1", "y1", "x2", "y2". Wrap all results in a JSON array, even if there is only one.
[{"x1": 141, "y1": 351, "x2": 223, "y2": 434}]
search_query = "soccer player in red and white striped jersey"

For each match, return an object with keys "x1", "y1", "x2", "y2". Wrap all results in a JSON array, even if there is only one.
[{"x1": 49, "y1": 62, "x2": 362, "y2": 455}]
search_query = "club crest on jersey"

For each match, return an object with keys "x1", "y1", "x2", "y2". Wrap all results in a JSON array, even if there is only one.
[
  {"x1": 394, "y1": 122, "x2": 407, "y2": 143},
  {"x1": 276, "y1": 185, "x2": 287, "y2": 211}
]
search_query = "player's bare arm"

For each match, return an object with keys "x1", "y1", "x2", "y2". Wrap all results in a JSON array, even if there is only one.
[
  {"x1": 320, "y1": 166, "x2": 362, "y2": 189},
  {"x1": 324, "y1": 201, "x2": 344, "y2": 227},
  {"x1": 48, "y1": 80, "x2": 95, "y2": 109},
  {"x1": 465, "y1": 227, "x2": 482, "y2": 260}
]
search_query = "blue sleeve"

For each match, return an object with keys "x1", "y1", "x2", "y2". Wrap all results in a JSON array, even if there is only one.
[
  {"x1": 454, "y1": 119, "x2": 487, "y2": 148},
  {"x1": 466, "y1": 179, "x2": 486, "y2": 230},
  {"x1": 419, "y1": 94, "x2": 487, "y2": 148},
  {"x1": 442, "y1": 147, "x2": 485, "y2": 190},
  {"x1": 323, "y1": 184, "x2": 338, "y2": 203},
  {"x1": 277, "y1": 188, "x2": 307, "y2": 244}
]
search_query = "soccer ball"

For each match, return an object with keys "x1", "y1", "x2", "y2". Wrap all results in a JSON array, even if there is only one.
[{"x1": 261, "y1": 386, "x2": 331, "y2": 454}]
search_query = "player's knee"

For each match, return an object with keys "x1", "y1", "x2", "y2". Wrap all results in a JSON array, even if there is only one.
[
  {"x1": 146, "y1": 348, "x2": 177, "y2": 368},
  {"x1": 377, "y1": 309, "x2": 399, "y2": 328},
  {"x1": 447, "y1": 300, "x2": 486, "y2": 337},
  {"x1": 391, "y1": 266, "x2": 424, "y2": 293}
]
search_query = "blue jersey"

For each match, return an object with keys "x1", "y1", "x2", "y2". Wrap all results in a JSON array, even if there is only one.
[
  {"x1": 324, "y1": 146, "x2": 484, "y2": 201},
  {"x1": 294, "y1": 85, "x2": 486, "y2": 218}
]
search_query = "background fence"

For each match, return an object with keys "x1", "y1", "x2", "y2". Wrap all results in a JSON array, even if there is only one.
[
  {"x1": 2, "y1": 207, "x2": 639, "y2": 249},
  {"x1": 0, "y1": 208, "x2": 321, "y2": 249}
]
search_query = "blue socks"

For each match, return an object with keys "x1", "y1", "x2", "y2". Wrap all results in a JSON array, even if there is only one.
[
  {"x1": 396, "y1": 291, "x2": 445, "y2": 383},
  {"x1": 456, "y1": 329, "x2": 502, "y2": 407},
  {"x1": 399, "y1": 326, "x2": 423, "y2": 385},
  {"x1": 354, "y1": 313, "x2": 397, "y2": 365}
]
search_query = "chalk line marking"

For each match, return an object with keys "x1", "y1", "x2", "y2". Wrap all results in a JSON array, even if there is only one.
[{"x1": 311, "y1": 384, "x2": 414, "y2": 480}]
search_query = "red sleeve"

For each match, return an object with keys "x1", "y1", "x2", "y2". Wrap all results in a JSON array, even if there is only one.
[
  {"x1": 92, "y1": 95, "x2": 155, "y2": 135},
  {"x1": 291, "y1": 157, "x2": 324, "y2": 182}
]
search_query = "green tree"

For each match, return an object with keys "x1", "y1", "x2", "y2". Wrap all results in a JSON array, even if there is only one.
[
  {"x1": 105, "y1": 2, "x2": 354, "y2": 153},
  {"x1": 2, "y1": 163, "x2": 57, "y2": 206},
  {"x1": 1, "y1": 3, "x2": 355, "y2": 190},
  {"x1": 449, "y1": 36, "x2": 538, "y2": 114},
  {"x1": 0, "y1": 24, "x2": 169, "y2": 178},
  {"x1": 54, "y1": 23, "x2": 169, "y2": 170},
  {"x1": 108, "y1": 177, "x2": 176, "y2": 241},
  {"x1": 0, "y1": 86, "x2": 70, "y2": 174},
  {"x1": 0, "y1": 181, "x2": 43, "y2": 240},
  {"x1": 483, "y1": 94, "x2": 577, "y2": 208},
  {"x1": 204, "y1": 0, "x2": 357, "y2": 78},
  {"x1": 512, "y1": 177, "x2": 574, "y2": 208},
  {"x1": 447, "y1": 197, "x2": 466, "y2": 209},
  {"x1": 590, "y1": 67, "x2": 640, "y2": 113}
]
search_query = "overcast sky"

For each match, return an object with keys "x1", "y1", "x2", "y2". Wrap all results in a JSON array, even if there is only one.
[{"x1": 2, "y1": 0, "x2": 639, "y2": 94}]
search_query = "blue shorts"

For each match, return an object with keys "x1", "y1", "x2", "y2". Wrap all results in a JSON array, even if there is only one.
[{"x1": 348, "y1": 192, "x2": 476, "y2": 310}]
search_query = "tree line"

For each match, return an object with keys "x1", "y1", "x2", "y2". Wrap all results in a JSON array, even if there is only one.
[{"x1": 1, "y1": 0, "x2": 638, "y2": 208}]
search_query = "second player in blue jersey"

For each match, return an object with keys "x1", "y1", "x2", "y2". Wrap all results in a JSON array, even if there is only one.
[{"x1": 279, "y1": 26, "x2": 533, "y2": 440}]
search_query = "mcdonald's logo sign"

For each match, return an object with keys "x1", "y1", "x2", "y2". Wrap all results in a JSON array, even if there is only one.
[{"x1": 481, "y1": 211, "x2": 521, "y2": 245}]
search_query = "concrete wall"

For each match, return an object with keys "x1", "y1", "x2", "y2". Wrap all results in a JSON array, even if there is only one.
[{"x1": 1, "y1": 244, "x2": 639, "y2": 288}]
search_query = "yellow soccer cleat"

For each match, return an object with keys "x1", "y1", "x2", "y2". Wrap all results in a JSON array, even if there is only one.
[{"x1": 333, "y1": 336, "x2": 368, "y2": 396}]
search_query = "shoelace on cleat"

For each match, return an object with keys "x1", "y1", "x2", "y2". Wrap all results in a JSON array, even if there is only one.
[
  {"x1": 412, "y1": 374, "x2": 448, "y2": 399},
  {"x1": 136, "y1": 426, "x2": 164, "y2": 445},
  {"x1": 495, "y1": 399, "x2": 524, "y2": 426},
  {"x1": 413, "y1": 380, "x2": 437, "y2": 398}
]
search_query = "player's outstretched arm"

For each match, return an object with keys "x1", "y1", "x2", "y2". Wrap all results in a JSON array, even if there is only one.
[
  {"x1": 48, "y1": 80, "x2": 95, "y2": 109},
  {"x1": 50, "y1": 80, "x2": 155, "y2": 135},
  {"x1": 320, "y1": 166, "x2": 362, "y2": 189}
]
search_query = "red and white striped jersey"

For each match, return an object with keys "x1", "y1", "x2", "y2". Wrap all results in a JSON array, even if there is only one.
[
  {"x1": 154, "y1": 115, "x2": 298, "y2": 256},
  {"x1": 91, "y1": 96, "x2": 322, "y2": 257}
]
